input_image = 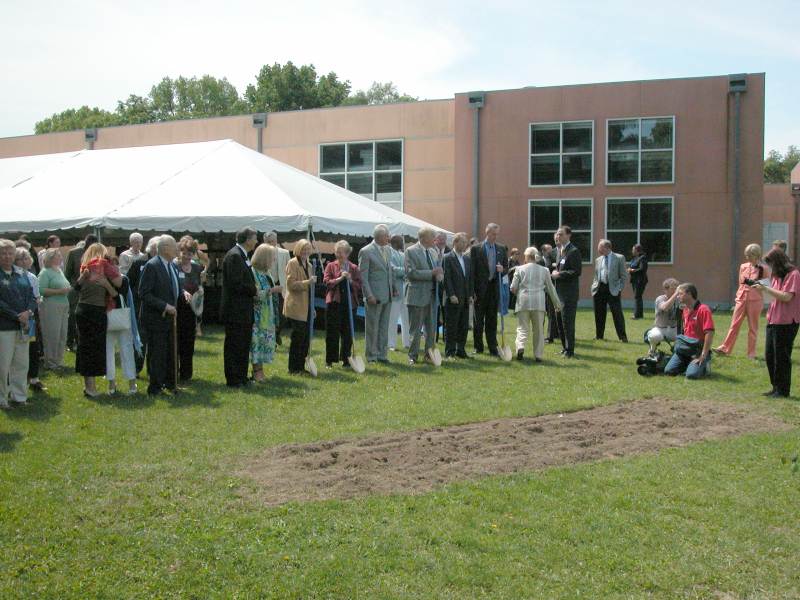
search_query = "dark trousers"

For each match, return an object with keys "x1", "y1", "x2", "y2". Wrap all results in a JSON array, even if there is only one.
[
  {"x1": 632, "y1": 281, "x2": 647, "y2": 318},
  {"x1": 288, "y1": 317, "x2": 310, "y2": 373},
  {"x1": 325, "y1": 301, "x2": 354, "y2": 366},
  {"x1": 224, "y1": 321, "x2": 252, "y2": 386},
  {"x1": 473, "y1": 280, "x2": 499, "y2": 352},
  {"x1": 545, "y1": 294, "x2": 558, "y2": 340},
  {"x1": 593, "y1": 283, "x2": 627, "y2": 340},
  {"x1": 276, "y1": 294, "x2": 287, "y2": 343},
  {"x1": 444, "y1": 301, "x2": 468, "y2": 356},
  {"x1": 67, "y1": 289, "x2": 78, "y2": 348},
  {"x1": 28, "y1": 314, "x2": 42, "y2": 378},
  {"x1": 177, "y1": 303, "x2": 197, "y2": 381},
  {"x1": 145, "y1": 326, "x2": 175, "y2": 393},
  {"x1": 765, "y1": 322, "x2": 799, "y2": 396},
  {"x1": 556, "y1": 290, "x2": 578, "y2": 353}
]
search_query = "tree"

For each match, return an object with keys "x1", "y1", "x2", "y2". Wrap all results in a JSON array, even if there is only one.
[
  {"x1": 244, "y1": 62, "x2": 351, "y2": 112},
  {"x1": 34, "y1": 106, "x2": 120, "y2": 134},
  {"x1": 150, "y1": 76, "x2": 246, "y2": 120},
  {"x1": 764, "y1": 146, "x2": 800, "y2": 183},
  {"x1": 344, "y1": 81, "x2": 418, "y2": 105}
]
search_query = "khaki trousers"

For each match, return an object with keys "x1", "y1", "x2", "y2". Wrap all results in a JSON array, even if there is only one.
[
  {"x1": 515, "y1": 309, "x2": 545, "y2": 359},
  {"x1": 40, "y1": 301, "x2": 69, "y2": 369},
  {"x1": 0, "y1": 329, "x2": 30, "y2": 404}
]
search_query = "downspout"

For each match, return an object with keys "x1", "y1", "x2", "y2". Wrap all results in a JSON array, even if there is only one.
[
  {"x1": 468, "y1": 92, "x2": 485, "y2": 238},
  {"x1": 252, "y1": 113, "x2": 267, "y2": 153},
  {"x1": 728, "y1": 75, "x2": 747, "y2": 302}
]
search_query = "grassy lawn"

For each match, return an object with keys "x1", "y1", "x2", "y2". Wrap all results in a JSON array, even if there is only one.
[{"x1": 1, "y1": 309, "x2": 799, "y2": 599}]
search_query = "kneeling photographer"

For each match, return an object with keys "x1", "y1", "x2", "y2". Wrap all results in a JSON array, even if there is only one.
[{"x1": 664, "y1": 283, "x2": 714, "y2": 380}]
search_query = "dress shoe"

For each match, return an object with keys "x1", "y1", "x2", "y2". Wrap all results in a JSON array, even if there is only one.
[
  {"x1": 762, "y1": 389, "x2": 777, "y2": 397},
  {"x1": 564, "y1": 351, "x2": 575, "y2": 358},
  {"x1": 473, "y1": 348, "x2": 484, "y2": 354},
  {"x1": 456, "y1": 352, "x2": 472, "y2": 360},
  {"x1": 408, "y1": 358, "x2": 416, "y2": 365},
  {"x1": 83, "y1": 389, "x2": 101, "y2": 399},
  {"x1": 535, "y1": 357, "x2": 542, "y2": 363},
  {"x1": 620, "y1": 337, "x2": 628, "y2": 343},
  {"x1": 488, "y1": 349, "x2": 500, "y2": 357},
  {"x1": 30, "y1": 380, "x2": 47, "y2": 392},
  {"x1": 377, "y1": 358, "x2": 390, "y2": 364},
  {"x1": 516, "y1": 349, "x2": 524, "y2": 361}
]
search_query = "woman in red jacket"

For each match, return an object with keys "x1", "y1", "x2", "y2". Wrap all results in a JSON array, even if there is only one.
[{"x1": 323, "y1": 240, "x2": 362, "y2": 369}]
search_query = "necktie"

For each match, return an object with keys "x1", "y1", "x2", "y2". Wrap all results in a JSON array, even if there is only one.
[
  {"x1": 168, "y1": 263, "x2": 178, "y2": 300},
  {"x1": 604, "y1": 255, "x2": 610, "y2": 284},
  {"x1": 380, "y1": 245, "x2": 389, "y2": 264}
]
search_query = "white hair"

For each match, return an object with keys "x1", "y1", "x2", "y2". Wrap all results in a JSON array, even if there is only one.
[
  {"x1": 417, "y1": 226, "x2": 436, "y2": 241},
  {"x1": 524, "y1": 246, "x2": 540, "y2": 262},
  {"x1": 129, "y1": 232, "x2": 143, "y2": 244},
  {"x1": 373, "y1": 224, "x2": 390, "y2": 239},
  {"x1": 145, "y1": 236, "x2": 162, "y2": 255},
  {"x1": 157, "y1": 235, "x2": 177, "y2": 255}
]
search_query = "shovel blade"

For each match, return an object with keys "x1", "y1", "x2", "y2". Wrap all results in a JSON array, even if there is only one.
[
  {"x1": 306, "y1": 356, "x2": 318, "y2": 377},
  {"x1": 500, "y1": 346, "x2": 513, "y2": 362},
  {"x1": 349, "y1": 355, "x2": 366, "y2": 374},
  {"x1": 428, "y1": 348, "x2": 443, "y2": 367}
]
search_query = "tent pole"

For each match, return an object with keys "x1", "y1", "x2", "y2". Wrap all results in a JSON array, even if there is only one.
[{"x1": 94, "y1": 226, "x2": 102, "y2": 243}]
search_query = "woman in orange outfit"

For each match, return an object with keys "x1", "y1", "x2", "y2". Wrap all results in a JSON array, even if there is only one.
[{"x1": 714, "y1": 243, "x2": 769, "y2": 359}]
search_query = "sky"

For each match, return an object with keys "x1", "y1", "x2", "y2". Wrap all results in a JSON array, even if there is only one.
[{"x1": 1, "y1": 0, "x2": 798, "y2": 155}]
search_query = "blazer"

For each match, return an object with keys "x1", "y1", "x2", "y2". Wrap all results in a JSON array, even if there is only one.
[
  {"x1": 139, "y1": 256, "x2": 183, "y2": 333},
  {"x1": 553, "y1": 242, "x2": 582, "y2": 296},
  {"x1": 389, "y1": 247, "x2": 406, "y2": 293},
  {"x1": 358, "y1": 241, "x2": 393, "y2": 304},
  {"x1": 469, "y1": 240, "x2": 509, "y2": 298},
  {"x1": 284, "y1": 257, "x2": 313, "y2": 322},
  {"x1": 591, "y1": 252, "x2": 628, "y2": 297},
  {"x1": 63, "y1": 242, "x2": 85, "y2": 286},
  {"x1": 404, "y1": 242, "x2": 438, "y2": 307},
  {"x1": 511, "y1": 262, "x2": 562, "y2": 313},
  {"x1": 443, "y1": 251, "x2": 472, "y2": 305},
  {"x1": 629, "y1": 254, "x2": 649, "y2": 287},
  {"x1": 323, "y1": 260, "x2": 362, "y2": 306},
  {"x1": 220, "y1": 245, "x2": 257, "y2": 325},
  {"x1": 268, "y1": 246, "x2": 291, "y2": 298}
]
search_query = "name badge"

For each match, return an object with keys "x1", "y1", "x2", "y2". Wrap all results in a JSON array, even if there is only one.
[
  {"x1": 179, "y1": 272, "x2": 186, "y2": 279},
  {"x1": 245, "y1": 260, "x2": 252, "y2": 267},
  {"x1": 560, "y1": 258, "x2": 566, "y2": 265}
]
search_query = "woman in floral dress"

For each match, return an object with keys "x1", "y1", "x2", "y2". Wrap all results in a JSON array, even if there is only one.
[{"x1": 250, "y1": 243, "x2": 282, "y2": 383}]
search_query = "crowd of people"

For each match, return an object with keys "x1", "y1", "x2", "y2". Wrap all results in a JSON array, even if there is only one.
[{"x1": 1, "y1": 225, "x2": 798, "y2": 408}]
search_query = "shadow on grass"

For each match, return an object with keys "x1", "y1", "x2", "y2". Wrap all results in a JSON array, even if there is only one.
[
  {"x1": 0, "y1": 431, "x2": 23, "y2": 452},
  {"x1": 85, "y1": 391, "x2": 157, "y2": 410},
  {"x1": 4, "y1": 395, "x2": 62, "y2": 421}
]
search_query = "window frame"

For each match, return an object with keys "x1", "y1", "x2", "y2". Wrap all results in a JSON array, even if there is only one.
[
  {"x1": 527, "y1": 198, "x2": 594, "y2": 264},
  {"x1": 605, "y1": 116, "x2": 675, "y2": 185},
  {"x1": 318, "y1": 138, "x2": 405, "y2": 211},
  {"x1": 528, "y1": 120, "x2": 595, "y2": 188},
  {"x1": 604, "y1": 196, "x2": 675, "y2": 264}
]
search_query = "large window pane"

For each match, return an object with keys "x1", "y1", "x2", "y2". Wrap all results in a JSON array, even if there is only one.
[
  {"x1": 531, "y1": 124, "x2": 560, "y2": 154},
  {"x1": 530, "y1": 231, "x2": 555, "y2": 250},
  {"x1": 531, "y1": 155, "x2": 560, "y2": 185},
  {"x1": 570, "y1": 232, "x2": 591, "y2": 262},
  {"x1": 375, "y1": 172, "x2": 402, "y2": 205},
  {"x1": 530, "y1": 202, "x2": 560, "y2": 231},
  {"x1": 608, "y1": 120, "x2": 639, "y2": 151},
  {"x1": 641, "y1": 118, "x2": 673, "y2": 150},
  {"x1": 320, "y1": 145, "x2": 345, "y2": 173},
  {"x1": 321, "y1": 173, "x2": 345, "y2": 188},
  {"x1": 641, "y1": 151, "x2": 672, "y2": 182},
  {"x1": 608, "y1": 152, "x2": 639, "y2": 183},
  {"x1": 640, "y1": 198, "x2": 672, "y2": 229},
  {"x1": 562, "y1": 154, "x2": 592, "y2": 184},
  {"x1": 347, "y1": 173, "x2": 373, "y2": 198},
  {"x1": 561, "y1": 201, "x2": 591, "y2": 230},
  {"x1": 347, "y1": 143, "x2": 373, "y2": 172},
  {"x1": 562, "y1": 122, "x2": 592, "y2": 153},
  {"x1": 607, "y1": 231, "x2": 638, "y2": 261},
  {"x1": 640, "y1": 231, "x2": 672, "y2": 262},
  {"x1": 607, "y1": 199, "x2": 638, "y2": 229},
  {"x1": 376, "y1": 141, "x2": 402, "y2": 170}
]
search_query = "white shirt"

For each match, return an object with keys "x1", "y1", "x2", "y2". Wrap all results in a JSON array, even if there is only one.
[
  {"x1": 119, "y1": 249, "x2": 144, "y2": 275},
  {"x1": 456, "y1": 251, "x2": 466, "y2": 275}
]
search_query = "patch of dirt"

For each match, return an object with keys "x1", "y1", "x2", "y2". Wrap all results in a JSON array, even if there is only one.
[{"x1": 240, "y1": 399, "x2": 789, "y2": 506}]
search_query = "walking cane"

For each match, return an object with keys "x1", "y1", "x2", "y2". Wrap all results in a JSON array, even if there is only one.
[{"x1": 497, "y1": 274, "x2": 513, "y2": 362}]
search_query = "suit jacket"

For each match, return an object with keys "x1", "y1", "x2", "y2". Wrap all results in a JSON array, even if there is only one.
[
  {"x1": 126, "y1": 253, "x2": 150, "y2": 319},
  {"x1": 404, "y1": 242, "x2": 438, "y2": 307},
  {"x1": 511, "y1": 262, "x2": 561, "y2": 313},
  {"x1": 323, "y1": 260, "x2": 362, "y2": 306},
  {"x1": 389, "y1": 247, "x2": 406, "y2": 294},
  {"x1": 443, "y1": 251, "x2": 472, "y2": 305},
  {"x1": 63, "y1": 243, "x2": 85, "y2": 286},
  {"x1": 629, "y1": 254, "x2": 649, "y2": 287},
  {"x1": 358, "y1": 241, "x2": 393, "y2": 304},
  {"x1": 469, "y1": 240, "x2": 509, "y2": 298},
  {"x1": 220, "y1": 245, "x2": 257, "y2": 325},
  {"x1": 553, "y1": 242, "x2": 582, "y2": 296},
  {"x1": 591, "y1": 252, "x2": 627, "y2": 297},
  {"x1": 268, "y1": 246, "x2": 291, "y2": 298},
  {"x1": 284, "y1": 257, "x2": 313, "y2": 322},
  {"x1": 139, "y1": 256, "x2": 183, "y2": 332}
]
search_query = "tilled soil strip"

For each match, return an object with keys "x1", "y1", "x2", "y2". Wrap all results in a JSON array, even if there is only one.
[{"x1": 241, "y1": 398, "x2": 790, "y2": 506}]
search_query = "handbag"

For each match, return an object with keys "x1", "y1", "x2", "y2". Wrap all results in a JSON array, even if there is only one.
[
  {"x1": 107, "y1": 294, "x2": 131, "y2": 332},
  {"x1": 674, "y1": 334, "x2": 700, "y2": 358}
]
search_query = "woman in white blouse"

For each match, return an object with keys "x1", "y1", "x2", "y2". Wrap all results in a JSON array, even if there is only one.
[{"x1": 510, "y1": 246, "x2": 561, "y2": 362}]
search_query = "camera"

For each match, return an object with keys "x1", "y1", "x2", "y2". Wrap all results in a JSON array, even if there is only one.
[
  {"x1": 636, "y1": 354, "x2": 659, "y2": 376},
  {"x1": 743, "y1": 277, "x2": 757, "y2": 286}
]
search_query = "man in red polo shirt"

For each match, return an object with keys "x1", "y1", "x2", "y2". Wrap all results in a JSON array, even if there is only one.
[{"x1": 664, "y1": 283, "x2": 715, "y2": 379}]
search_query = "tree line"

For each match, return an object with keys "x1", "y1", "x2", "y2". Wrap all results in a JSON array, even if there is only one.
[
  {"x1": 763, "y1": 146, "x2": 799, "y2": 184},
  {"x1": 34, "y1": 62, "x2": 417, "y2": 134}
]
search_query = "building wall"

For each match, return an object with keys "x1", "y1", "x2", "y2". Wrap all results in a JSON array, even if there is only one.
[
  {"x1": 454, "y1": 74, "x2": 765, "y2": 304},
  {"x1": 763, "y1": 183, "x2": 797, "y2": 257}
]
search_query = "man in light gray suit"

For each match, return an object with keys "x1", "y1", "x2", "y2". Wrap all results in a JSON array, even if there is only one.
[
  {"x1": 358, "y1": 224, "x2": 394, "y2": 362},
  {"x1": 591, "y1": 239, "x2": 628, "y2": 342},
  {"x1": 404, "y1": 226, "x2": 443, "y2": 364}
]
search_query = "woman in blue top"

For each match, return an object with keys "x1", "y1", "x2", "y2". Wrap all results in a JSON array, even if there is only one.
[{"x1": 250, "y1": 243, "x2": 281, "y2": 383}]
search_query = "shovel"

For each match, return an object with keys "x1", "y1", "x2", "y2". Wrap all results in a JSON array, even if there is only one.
[
  {"x1": 497, "y1": 275, "x2": 513, "y2": 362},
  {"x1": 304, "y1": 259, "x2": 318, "y2": 377},
  {"x1": 344, "y1": 265, "x2": 365, "y2": 373},
  {"x1": 427, "y1": 278, "x2": 443, "y2": 366}
]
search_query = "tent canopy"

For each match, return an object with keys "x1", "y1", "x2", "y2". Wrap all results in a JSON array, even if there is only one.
[{"x1": 0, "y1": 139, "x2": 448, "y2": 239}]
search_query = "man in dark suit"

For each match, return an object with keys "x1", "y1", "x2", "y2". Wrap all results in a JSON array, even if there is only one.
[
  {"x1": 551, "y1": 225, "x2": 582, "y2": 358},
  {"x1": 127, "y1": 235, "x2": 161, "y2": 376},
  {"x1": 63, "y1": 233, "x2": 98, "y2": 351},
  {"x1": 433, "y1": 231, "x2": 451, "y2": 342},
  {"x1": 540, "y1": 242, "x2": 559, "y2": 343},
  {"x1": 443, "y1": 232, "x2": 472, "y2": 359},
  {"x1": 220, "y1": 227, "x2": 258, "y2": 387},
  {"x1": 469, "y1": 222, "x2": 508, "y2": 356},
  {"x1": 139, "y1": 235, "x2": 183, "y2": 395}
]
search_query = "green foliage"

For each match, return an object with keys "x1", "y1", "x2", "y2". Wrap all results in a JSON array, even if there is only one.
[
  {"x1": 764, "y1": 145, "x2": 800, "y2": 183},
  {"x1": 34, "y1": 64, "x2": 420, "y2": 134}
]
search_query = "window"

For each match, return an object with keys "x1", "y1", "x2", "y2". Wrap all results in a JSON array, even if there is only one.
[
  {"x1": 606, "y1": 197, "x2": 673, "y2": 263},
  {"x1": 529, "y1": 199, "x2": 593, "y2": 262},
  {"x1": 607, "y1": 117, "x2": 674, "y2": 184},
  {"x1": 529, "y1": 121, "x2": 593, "y2": 186},
  {"x1": 319, "y1": 140, "x2": 403, "y2": 210}
]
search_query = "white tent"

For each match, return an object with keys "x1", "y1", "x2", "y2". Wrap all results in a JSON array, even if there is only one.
[{"x1": 0, "y1": 139, "x2": 448, "y2": 238}]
